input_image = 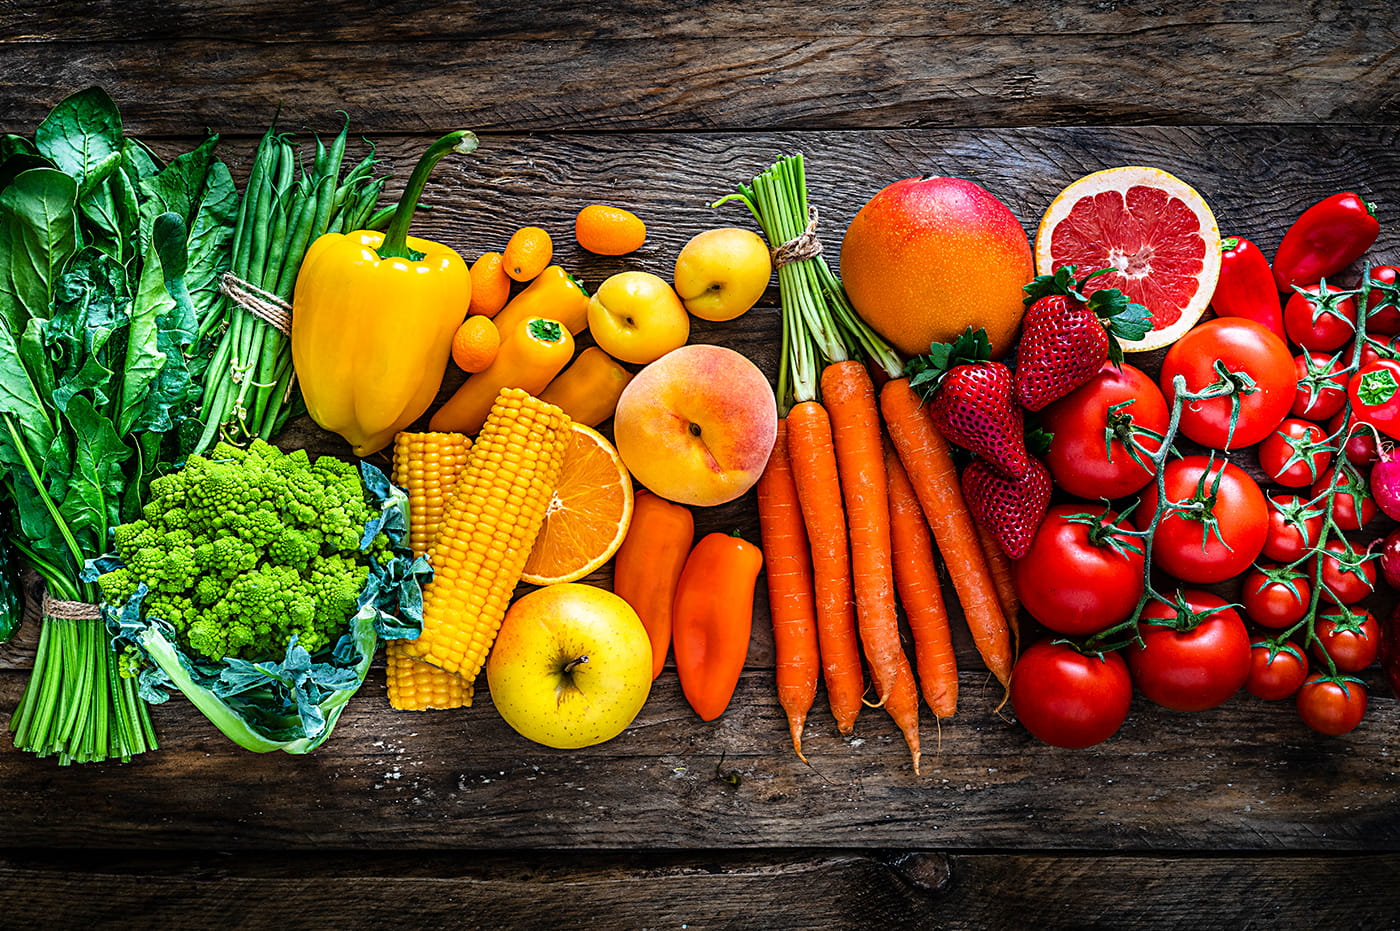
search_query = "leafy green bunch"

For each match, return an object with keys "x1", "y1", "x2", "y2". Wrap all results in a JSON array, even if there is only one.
[{"x1": 97, "y1": 440, "x2": 393, "y2": 665}]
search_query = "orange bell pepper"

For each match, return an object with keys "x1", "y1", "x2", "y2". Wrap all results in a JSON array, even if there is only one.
[
  {"x1": 671, "y1": 532, "x2": 763, "y2": 720},
  {"x1": 612, "y1": 491, "x2": 694, "y2": 679},
  {"x1": 537, "y1": 346, "x2": 635, "y2": 427},
  {"x1": 492, "y1": 265, "x2": 591, "y2": 336},
  {"x1": 429, "y1": 316, "x2": 575, "y2": 435}
]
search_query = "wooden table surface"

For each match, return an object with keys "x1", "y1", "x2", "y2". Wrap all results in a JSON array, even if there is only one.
[{"x1": 5, "y1": 2, "x2": 1400, "y2": 927}]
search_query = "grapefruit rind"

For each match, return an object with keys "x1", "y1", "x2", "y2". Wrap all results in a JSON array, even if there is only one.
[
  {"x1": 1034, "y1": 166, "x2": 1221, "y2": 353},
  {"x1": 521, "y1": 422, "x2": 634, "y2": 586}
]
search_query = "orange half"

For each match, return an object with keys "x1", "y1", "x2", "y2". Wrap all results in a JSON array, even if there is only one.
[{"x1": 521, "y1": 422, "x2": 634, "y2": 585}]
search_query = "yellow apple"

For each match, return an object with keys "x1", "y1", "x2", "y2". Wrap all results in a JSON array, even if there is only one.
[
  {"x1": 673, "y1": 227, "x2": 773, "y2": 322},
  {"x1": 586, "y1": 271, "x2": 690, "y2": 364},
  {"x1": 613, "y1": 343, "x2": 777, "y2": 507},
  {"x1": 486, "y1": 583, "x2": 652, "y2": 750}
]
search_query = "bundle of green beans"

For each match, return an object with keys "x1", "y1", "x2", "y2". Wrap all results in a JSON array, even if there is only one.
[{"x1": 194, "y1": 120, "x2": 388, "y2": 452}]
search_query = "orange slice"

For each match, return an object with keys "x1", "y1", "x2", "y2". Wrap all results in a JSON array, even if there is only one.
[
  {"x1": 521, "y1": 422, "x2": 634, "y2": 585},
  {"x1": 1035, "y1": 166, "x2": 1221, "y2": 352}
]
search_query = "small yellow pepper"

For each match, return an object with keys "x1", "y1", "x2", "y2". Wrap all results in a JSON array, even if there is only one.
[
  {"x1": 492, "y1": 265, "x2": 591, "y2": 336},
  {"x1": 291, "y1": 131, "x2": 477, "y2": 457},
  {"x1": 429, "y1": 317, "x2": 576, "y2": 435},
  {"x1": 538, "y1": 346, "x2": 635, "y2": 427}
]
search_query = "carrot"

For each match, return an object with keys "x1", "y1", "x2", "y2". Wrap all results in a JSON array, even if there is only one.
[
  {"x1": 974, "y1": 519, "x2": 1021, "y2": 654},
  {"x1": 885, "y1": 443, "x2": 958, "y2": 719},
  {"x1": 785, "y1": 399, "x2": 864, "y2": 735},
  {"x1": 821, "y1": 361, "x2": 919, "y2": 770},
  {"x1": 880, "y1": 377, "x2": 1014, "y2": 687},
  {"x1": 755, "y1": 419, "x2": 820, "y2": 761}
]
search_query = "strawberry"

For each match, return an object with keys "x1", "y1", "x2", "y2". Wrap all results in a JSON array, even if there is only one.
[
  {"x1": 1014, "y1": 266, "x2": 1153, "y2": 411},
  {"x1": 908, "y1": 328, "x2": 1029, "y2": 478},
  {"x1": 962, "y1": 455, "x2": 1052, "y2": 559}
]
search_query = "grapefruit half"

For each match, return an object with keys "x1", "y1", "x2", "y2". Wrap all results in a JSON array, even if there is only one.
[{"x1": 1035, "y1": 166, "x2": 1221, "y2": 352}]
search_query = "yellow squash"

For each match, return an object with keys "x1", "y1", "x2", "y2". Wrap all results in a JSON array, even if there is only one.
[{"x1": 291, "y1": 130, "x2": 478, "y2": 457}]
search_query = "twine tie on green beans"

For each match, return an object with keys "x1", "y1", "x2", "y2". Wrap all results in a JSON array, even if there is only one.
[
  {"x1": 771, "y1": 206, "x2": 823, "y2": 267},
  {"x1": 39, "y1": 591, "x2": 102, "y2": 621},
  {"x1": 219, "y1": 272, "x2": 293, "y2": 337}
]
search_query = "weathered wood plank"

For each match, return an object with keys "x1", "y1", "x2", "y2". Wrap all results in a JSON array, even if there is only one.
[
  {"x1": 2, "y1": 4, "x2": 1396, "y2": 133},
  {"x1": 3, "y1": 850, "x2": 1400, "y2": 930}
]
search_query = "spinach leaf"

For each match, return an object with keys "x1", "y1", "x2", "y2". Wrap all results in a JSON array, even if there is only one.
[
  {"x1": 47, "y1": 249, "x2": 129, "y2": 415},
  {"x1": 34, "y1": 87, "x2": 124, "y2": 194},
  {"x1": 0, "y1": 321, "x2": 56, "y2": 471},
  {"x1": 0, "y1": 168, "x2": 79, "y2": 334},
  {"x1": 49, "y1": 394, "x2": 129, "y2": 554}
]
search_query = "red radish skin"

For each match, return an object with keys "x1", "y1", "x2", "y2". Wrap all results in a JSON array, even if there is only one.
[{"x1": 1372, "y1": 448, "x2": 1400, "y2": 521}]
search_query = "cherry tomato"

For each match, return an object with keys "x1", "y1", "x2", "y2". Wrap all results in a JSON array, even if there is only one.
[
  {"x1": 1130, "y1": 590, "x2": 1252, "y2": 712},
  {"x1": 1312, "y1": 608, "x2": 1381, "y2": 673},
  {"x1": 1159, "y1": 318, "x2": 1296, "y2": 449},
  {"x1": 1347, "y1": 359, "x2": 1400, "y2": 441},
  {"x1": 1326, "y1": 410, "x2": 1381, "y2": 467},
  {"x1": 1358, "y1": 333, "x2": 1400, "y2": 369},
  {"x1": 1290, "y1": 351, "x2": 1348, "y2": 421},
  {"x1": 1364, "y1": 264, "x2": 1400, "y2": 335},
  {"x1": 1262, "y1": 494, "x2": 1325, "y2": 563},
  {"x1": 1315, "y1": 538, "x2": 1378, "y2": 605},
  {"x1": 1040, "y1": 362, "x2": 1168, "y2": 500},
  {"x1": 1137, "y1": 456, "x2": 1268, "y2": 584},
  {"x1": 1013, "y1": 505, "x2": 1145, "y2": 636},
  {"x1": 1296, "y1": 676, "x2": 1367, "y2": 735},
  {"x1": 1284, "y1": 282, "x2": 1359, "y2": 352},
  {"x1": 1010, "y1": 640, "x2": 1133, "y2": 749},
  {"x1": 1246, "y1": 641, "x2": 1308, "y2": 701},
  {"x1": 1308, "y1": 466, "x2": 1376, "y2": 531},
  {"x1": 1257, "y1": 418, "x2": 1332, "y2": 487},
  {"x1": 1240, "y1": 565, "x2": 1311, "y2": 630}
]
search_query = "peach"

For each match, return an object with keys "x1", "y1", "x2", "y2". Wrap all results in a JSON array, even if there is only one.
[{"x1": 613, "y1": 344, "x2": 777, "y2": 507}]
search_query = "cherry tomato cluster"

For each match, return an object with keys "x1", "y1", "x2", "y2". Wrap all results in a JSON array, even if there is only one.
[{"x1": 1010, "y1": 193, "x2": 1397, "y2": 750}]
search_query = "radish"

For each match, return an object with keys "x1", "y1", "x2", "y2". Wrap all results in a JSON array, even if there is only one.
[
  {"x1": 1370, "y1": 444, "x2": 1400, "y2": 520},
  {"x1": 1379, "y1": 529, "x2": 1400, "y2": 589}
]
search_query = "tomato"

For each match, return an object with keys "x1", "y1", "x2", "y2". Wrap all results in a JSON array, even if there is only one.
[
  {"x1": 1364, "y1": 264, "x2": 1400, "y2": 335},
  {"x1": 1130, "y1": 590, "x2": 1252, "y2": 711},
  {"x1": 1347, "y1": 359, "x2": 1400, "y2": 441},
  {"x1": 1240, "y1": 564, "x2": 1310, "y2": 630},
  {"x1": 1137, "y1": 456, "x2": 1268, "y2": 584},
  {"x1": 1290, "y1": 351, "x2": 1348, "y2": 421},
  {"x1": 1358, "y1": 334, "x2": 1400, "y2": 369},
  {"x1": 1040, "y1": 362, "x2": 1168, "y2": 500},
  {"x1": 1308, "y1": 466, "x2": 1376, "y2": 531},
  {"x1": 1296, "y1": 676, "x2": 1367, "y2": 736},
  {"x1": 1257, "y1": 418, "x2": 1332, "y2": 487},
  {"x1": 1010, "y1": 640, "x2": 1133, "y2": 749},
  {"x1": 1284, "y1": 282, "x2": 1359, "y2": 352},
  {"x1": 1159, "y1": 318, "x2": 1296, "y2": 449},
  {"x1": 1246, "y1": 641, "x2": 1308, "y2": 701},
  {"x1": 1262, "y1": 494, "x2": 1325, "y2": 563},
  {"x1": 1326, "y1": 410, "x2": 1381, "y2": 467},
  {"x1": 1312, "y1": 608, "x2": 1381, "y2": 673},
  {"x1": 1013, "y1": 504, "x2": 1145, "y2": 636},
  {"x1": 1315, "y1": 538, "x2": 1378, "y2": 605}
]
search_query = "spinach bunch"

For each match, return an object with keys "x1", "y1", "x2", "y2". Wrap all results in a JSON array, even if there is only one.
[{"x1": 0, "y1": 87, "x2": 235, "y2": 763}]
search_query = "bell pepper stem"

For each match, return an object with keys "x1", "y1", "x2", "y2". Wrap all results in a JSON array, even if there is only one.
[{"x1": 377, "y1": 130, "x2": 478, "y2": 260}]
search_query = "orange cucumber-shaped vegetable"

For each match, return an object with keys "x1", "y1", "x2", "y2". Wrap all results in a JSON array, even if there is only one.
[
  {"x1": 493, "y1": 265, "x2": 591, "y2": 336},
  {"x1": 429, "y1": 317, "x2": 575, "y2": 435},
  {"x1": 468, "y1": 251, "x2": 512, "y2": 318},
  {"x1": 755, "y1": 418, "x2": 819, "y2": 761},
  {"x1": 538, "y1": 346, "x2": 635, "y2": 427},
  {"x1": 292, "y1": 131, "x2": 477, "y2": 457},
  {"x1": 503, "y1": 226, "x2": 553, "y2": 281},
  {"x1": 672, "y1": 532, "x2": 763, "y2": 721},
  {"x1": 612, "y1": 490, "x2": 694, "y2": 679}
]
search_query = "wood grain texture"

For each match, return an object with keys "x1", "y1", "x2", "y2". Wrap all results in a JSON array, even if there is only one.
[
  {"x1": 2, "y1": 2, "x2": 1397, "y2": 133},
  {"x1": 4, "y1": 849, "x2": 1399, "y2": 929}
]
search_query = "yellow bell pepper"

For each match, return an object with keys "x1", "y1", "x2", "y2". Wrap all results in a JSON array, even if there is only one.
[
  {"x1": 491, "y1": 264, "x2": 591, "y2": 336},
  {"x1": 429, "y1": 317, "x2": 575, "y2": 435},
  {"x1": 291, "y1": 131, "x2": 478, "y2": 457}
]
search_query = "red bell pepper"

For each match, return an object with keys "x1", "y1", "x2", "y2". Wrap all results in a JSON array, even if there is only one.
[
  {"x1": 1348, "y1": 358, "x2": 1400, "y2": 440},
  {"x1": 1272, "y1": 192, "x2": 1380, "y2": 292},
  {"x1": 671, "y1": 532, "x2": 763, "y2": 721},
  {"x1": 1211, "y1": 236, "x2": 1284, "y2": 339},
  {"x1": 1365, "y1": 265, "x2": 1400, "y2": 335}
]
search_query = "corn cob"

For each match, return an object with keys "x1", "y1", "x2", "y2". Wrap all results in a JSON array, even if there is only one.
[
  {"x1": 403, "y1": 388, "x2": 571, "y2": 681},
  {"x1": 388, "y1": 431, "x2": 475, "y2": 711}
]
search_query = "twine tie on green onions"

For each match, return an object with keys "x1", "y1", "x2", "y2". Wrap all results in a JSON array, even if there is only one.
[
  {"x1": 771, "y1": 206, "x2": 823, "y2": 267},
  {"x1": 219, "y1": 272, "x2": 293, "y2": 336}
]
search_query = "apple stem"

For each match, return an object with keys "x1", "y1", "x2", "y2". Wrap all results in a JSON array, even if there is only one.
[{"x1": 563, "y1": 656, "x2": 590, "y2": 675}]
